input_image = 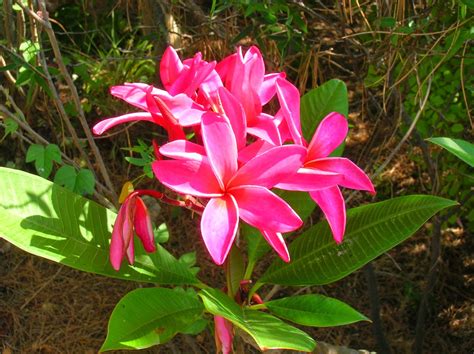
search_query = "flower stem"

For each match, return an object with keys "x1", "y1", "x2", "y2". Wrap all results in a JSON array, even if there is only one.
[{"x1": 134, "y1": 189, "x2": 204, "y2": 214}]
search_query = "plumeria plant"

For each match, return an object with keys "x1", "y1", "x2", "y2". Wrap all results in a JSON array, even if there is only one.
[{"x1": 0, "y1": 46, "x2": 456, "y2": 352}]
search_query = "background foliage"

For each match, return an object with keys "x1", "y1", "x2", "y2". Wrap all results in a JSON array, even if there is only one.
[{"x1": 0, "y1": 0, "x2": 472, "y2": 353}]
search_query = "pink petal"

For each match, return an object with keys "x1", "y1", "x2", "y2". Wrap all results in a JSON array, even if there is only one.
[
  {"x1": 199, "y1": 70, "x2": 224, "y2": 109},
  {"x1": 160, "y1": 93, "x2": 206, "y2": 127},
  {"x1": 110, "y1": 83, "x2": 151, "y2": 111},
  {"x1": 275, "y1": 78, "x2": 303, "y2": 145},
  {"x1": 310, "y1": 186, "x2": 346, "y2": 243},
  {"x1": 228, "y1": 145, "x2": 306, "y2": 189},
  {"x1": 109, "y1": 83, "x2": 206, "y2": 127},
  {"x1": 201, "y1": 112, "x2": 238, "y2": 188},
  {"x1": 260, "y1": 229, "x2": 290, "y2": 262},
  {"x1": 92, "y1": 112, "x2": 154, "y2": 135},
  {"x1": 275, "y1": 110, "x2": 293, "y2": 143},
  {"x1": 152, "y1": 160, "x2": 223, "y2": 197},
  {"x1": 218, "y1": 87, "x2": 247, "y2": 150},
  {"x1": 242, "y1": 46, "x2": 265, "y2": 93},
  {"x1": 109, "y1": 201, "x2": 127, "y2": 270},
  {"x1": 160, "y1": 46, "x2": 184, "y2": 91},
  {"x1": 169, "y1": 53, "x2": 216, "y2": 97},
  {"x1": 259, "y1": 72, "x2": 286, "y2": 105},
  {"x1": 238, "y1": 139, "x2": 274, "y2": 164},
  {"x1": 215, "y1": 52, "x2": 237, "y2": 86},
  {"x1": 307, "y1": 112, "x2": 348, "y2": 160},
  {"x1": 227, "y1": 47, "x2": 262, "y2": 124},
  {"x1": 201, "y1": 194, "x2": 239, "y2": 265},
  {"x1": 145, "y1": 92, "x2": 185, "y2": 141},
  {"x1": 159, "y1": 140, "x2": 206, "y2": 160},
  {"x1": 247, "y1": 113, "x2": 282, "y2": 145},
  {"x1": 133, "y1": 197, "x2": 156, "y2": 253},
  {"x1": 306, "y1": 158, "x2": 375, "y2": 194},
  {"x1": 275, "y1": 167, "x2": 342, "y2": 191},
  {"x1": 123, "y1": 200, "x2": 135, "y2": 265},
  {"x1": 230, "y1": 186, "x2": 302, "y2": 233},
  {"x1": 214, "y1": 316, "x2": 233, "y2": 354},
  {"x1": 125, "y1": 236, "x2": 135, "y2": 265}
]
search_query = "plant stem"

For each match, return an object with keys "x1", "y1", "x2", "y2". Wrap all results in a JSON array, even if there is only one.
[
  {"x1": 243, "y1": 259, "x2": 256, "y2": 281},
  {"x1": 246, "y1": 303, "x2": 266, "y2": 310}
]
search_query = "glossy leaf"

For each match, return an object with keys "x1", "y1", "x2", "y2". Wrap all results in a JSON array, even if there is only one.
[
  {"x1": 101, "y1": 287, "x2": 204, "y2": 351},
  {"x1": 199, "y1": 288, "x2": 316, "y2": 352},
  {"x1": 427, "y1": 137, "x2": 474, "y2": 167},
  {"x1": 0, "y1": 167, "x2": 199, "y2": 285},
  {"x1": 259, "y1": 195, "x2": 456, "y2": 286},
  {"x1": 300, "y1": 79, "x2": 348, "y2": 142},
  {"x1": 265, "y1": 294, "x2": 369, "y2": 327}
]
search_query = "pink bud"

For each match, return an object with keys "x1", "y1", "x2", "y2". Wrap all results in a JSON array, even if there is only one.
[{"x1": 214, "y1": 316, "x2": 233, "y2": 354}]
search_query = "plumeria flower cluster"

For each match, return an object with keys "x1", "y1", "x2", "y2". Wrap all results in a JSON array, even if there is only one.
[{"x1": 93, "y1": 46, "x2": 375, "y2": 270}]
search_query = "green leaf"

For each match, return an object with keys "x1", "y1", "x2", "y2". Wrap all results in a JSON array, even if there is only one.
[
  {"x1": 0, "y1": 63, "x2": 18, "y2": 72},
  {"x1": 2, "y1": 117, "x2": 19, "y2": 137},
  {"x1": 199, "y1": 288, "x2": 316, "y2": 352},
  {"x1": 460, "y1": 0, "x2": 474, "y2": 9},
  {"x1": 154, "y1": 223, "x2": 169, "y2": 243},
  {"x1": 265, "y1": 294, "x2": 369, "y2": 327},
  {"x1": 26, "y1": 144, "x2": 62, "y2": 178},
  {"x1": 427, "y1": 137, "x2": 474, "y2": 167},
  {"x1": 451, "y1": 123, "x2": 464, "y2": 133},
  {"x1": 182, "y1": 318, "x2": 208, "y2": 335},
  {"x1": 53, "y1": 165, "x2": 76, "y2": 191},
  {"x1": 0, "y1": 167, "x2": 199, "y2": 285},
  {"x1": 19, "y1": 40, "x2": 40, "y2": 62},
  {"x1": 378, "y1": 17, "x2": 396, "y2": 29},
  {"x1": 54, "y1": 166, "x2": 96, "y2": 195},
  {"x1": 259, "y1": 195, "x2": 456, "y2": 286},
  {"x1": 226, "y1": 245, "x2": 245, "y2": 297},
  {"x1": 15, "y1": 68, "x2": 33, "y2": 86},
  {"x1": 243, "y1": 223, "x2": 268, "y2": 267},
  {"x1": 101, "y1": 287, "x2": 204, "y2": 351},
  {"x1": 300, "y1": 79, "x2": 348, "y2": 142},
  {"x1": 179, "y1": 251, "x2": 197, "y2": 267},
  {"x1": 75, "y1": 169, "x2": 96, "y2": 195}
]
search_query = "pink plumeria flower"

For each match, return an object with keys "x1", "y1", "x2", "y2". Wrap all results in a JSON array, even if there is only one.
[
  {"x1": 160, "y1": 46, "x2": 218, "y2": 98},
  {"x1": 153, "y1": 112, "x2": 306, "y2": 264},
  {"x1": 110, "y1": 192, "x2": 156, "y2": 271},
  {"x1": 216, "y1": 46, "x2": 286, "y2": 145},
  {"x1": 276, "y1": 111, "x2": 375, "y2": 243},
  {"x1": 214, "y1": 316, "x2": 233, "y2": 354},
  {"x1": 92, "y1": 83, "x2": 206, "y2": 137},
  {"x1": 240, "y1": 80, "x2": 375, "y2": 244}
]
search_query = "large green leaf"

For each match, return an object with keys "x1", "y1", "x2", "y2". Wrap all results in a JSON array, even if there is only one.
[
  {"x1": 0, "y1": 167, "x2": 198, "y2": 285},
  {"x1": 199, "y1": 288, "x2": 316, "y2": 352},
  {"x1": 300, "y1": 79, "x2": 348, "y2": 142},
  {"x1": 259, "y1": 195, "x2": 456, "y2": 286},
  {"x1": 427, "y1": 137, "x2": 474, "y2": 167},
  {"x1": 245, "y1": 190, "x2": 315, "y2": 270},
  {"x1": 265, "y1": 294, "x2": 369, "y2": 327},
  {"x1": 101, "y1": 287, "x2": 204, "y2": 351}
]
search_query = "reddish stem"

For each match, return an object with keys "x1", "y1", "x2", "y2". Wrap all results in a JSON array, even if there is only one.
[{"x1": 133, "y1": 189, "x2": 205, "y2": 214}]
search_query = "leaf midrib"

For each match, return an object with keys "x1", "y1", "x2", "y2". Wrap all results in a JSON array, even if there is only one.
[
  {"x1": 262, "y1": 200, "x2": 445, "y2": 281},
  {"x1": 267, "y1": 303, "x2": 364, "y2": 320},
  {"x1": 110, "y1": 301, "x2": 202, "y2": 344}
]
